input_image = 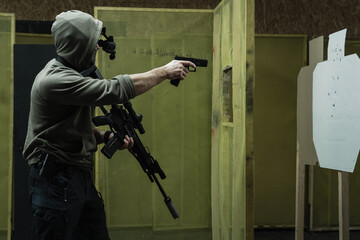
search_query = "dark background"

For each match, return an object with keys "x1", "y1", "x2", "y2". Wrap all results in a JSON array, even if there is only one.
[
  {"x1": 2, "y1": 0, "x2": 360, "y2": 38},
  {"x1": 13, "y1": 45, "x2": 57, "y2": 240}
]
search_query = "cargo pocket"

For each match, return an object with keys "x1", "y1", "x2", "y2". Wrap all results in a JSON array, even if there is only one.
[
  {"x1": 32, "y1": 206, "x2": 69, "y2": 239},
  {"x1": 49, "y1": 170, "x2": 73, "y2": 203}
]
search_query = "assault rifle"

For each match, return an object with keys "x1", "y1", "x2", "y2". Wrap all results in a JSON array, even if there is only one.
[
  {"x1": 79, "y1": 60, "x2": 179, "y2": 219},
  {"x1": 92, "y1": 102, "x2": 179, "y2": 219}
]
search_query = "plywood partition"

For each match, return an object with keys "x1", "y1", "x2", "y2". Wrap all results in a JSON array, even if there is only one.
[
  {"x1": 0, "y1": 13, "x2": 14, "y2": 240},
  {"x1": 211, "y1": 0, "x2": 255, "y2": 239},
  {"x1": 254, "y1": 35, "x2": 307, "y2": 228},
  {"x1": 94, "y1": 7, "x2": 213, "y2": 239}
]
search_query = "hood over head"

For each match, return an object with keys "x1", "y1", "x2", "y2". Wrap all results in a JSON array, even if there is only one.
[{"x1": 51, "y1": 10, "x2": 103, "y2": 71}]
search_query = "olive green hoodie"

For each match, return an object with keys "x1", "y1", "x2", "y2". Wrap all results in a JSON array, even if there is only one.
[{"x1": 23, "y1": 10, "x2": 135, "y2": 168}]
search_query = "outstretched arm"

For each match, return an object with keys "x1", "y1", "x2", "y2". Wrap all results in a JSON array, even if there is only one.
[{"x1": 130, "y1": 60, "x2": 196, "y2": 96}]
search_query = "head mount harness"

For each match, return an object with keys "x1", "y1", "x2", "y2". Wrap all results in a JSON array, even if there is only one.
[{"x1": 98, "y1": 27, "x2": 116, "y2": 60}]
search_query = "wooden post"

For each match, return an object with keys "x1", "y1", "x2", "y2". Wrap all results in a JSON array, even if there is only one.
[
  {"x1": 308, "y1": 165, "x2": 314, "y2": 230},
  {"x1": 295, "y1": 142, "x2": 305, "y2": 240},
  {"x1": 5, "y1": 12, "x2": 15, "y2": 240},
  {"x1": 338, "y1": 171, "x2": 349, "y2": 240},
  {"x1": 244, "y1": 0, "x2": 255, "y2": 239}
]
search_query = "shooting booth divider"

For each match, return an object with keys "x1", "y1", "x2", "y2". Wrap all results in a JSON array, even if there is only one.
[
  {"x1": 0, "y1": 12, "x2": 14, "y2": 240},
  {"x1": 254, "y1": 34, "x2": 307, "y2": 228},
  {"x1": 94, "y1": 7, "x2": 214, "y2": 239},
  {"x1": 211, "y1": 0, "x2": 255, "y2": 240},
  {"x1": 95, "y1": 1, "x2": 256, "y2": 239}
]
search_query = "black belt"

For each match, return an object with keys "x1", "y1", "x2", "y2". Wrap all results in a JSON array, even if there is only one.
[{"x1": 35, "y1": 152, "x2": 69, "y2": 177}]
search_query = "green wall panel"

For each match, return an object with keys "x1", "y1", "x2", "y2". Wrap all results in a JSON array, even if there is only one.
[
  {"x1": 95, "y1": 7, "x2": 213, "y2": 236},
  {"x1": 254, "y1": 35, "x2": 307, "y2": 226},
  {"x1": 211, "y1": 0, "x2": 255, "y2": 239},
  {"x1": 212, "y1": 1, "x2": 236, "y2": 239},
  {"x1": 0, "y1": 13, "x2": 14, "y2": 236}
]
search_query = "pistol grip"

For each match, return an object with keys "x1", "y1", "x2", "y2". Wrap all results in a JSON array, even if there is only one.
[
  {"x1": 170, "y1": 66, "x2": 194, "y2": 87},
  {"x1": 170, "y1": 79, "x2": 180, "y2": 87}
]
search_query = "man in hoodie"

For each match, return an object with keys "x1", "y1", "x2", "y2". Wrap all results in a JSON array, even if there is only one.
[{"x1": 23, "y1": 10, "x2": 196, "y2": 240}]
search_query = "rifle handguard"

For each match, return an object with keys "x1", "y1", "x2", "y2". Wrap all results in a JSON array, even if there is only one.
[{"x1": 92, "y1": 116, "x2": 109, "y2": 126}]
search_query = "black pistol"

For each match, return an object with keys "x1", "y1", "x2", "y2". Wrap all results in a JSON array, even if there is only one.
[{"x1": 170, "y1": 55, "x2": 208, "y2": 87}]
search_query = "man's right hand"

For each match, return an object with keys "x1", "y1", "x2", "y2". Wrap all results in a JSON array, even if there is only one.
[{"x1": 163, "y1": 60, "x2": 196, "y2": 80}]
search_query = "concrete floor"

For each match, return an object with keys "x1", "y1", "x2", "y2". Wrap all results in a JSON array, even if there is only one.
[
  {"x1": 255, "y1": 229, "x2": 360, "y2": 240},
  {"x1": 5, "y1": 228, "x2": 360, "y2": 239}
]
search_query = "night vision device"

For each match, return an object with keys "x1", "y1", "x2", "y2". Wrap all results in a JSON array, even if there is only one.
[{"x1": 98, "y1": 27, "x2": 116, "y2": 60}]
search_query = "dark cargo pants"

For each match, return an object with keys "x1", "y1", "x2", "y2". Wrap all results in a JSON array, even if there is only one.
[{"x1": 28, "y1": 159, "x2": 110, "y2": 240}]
